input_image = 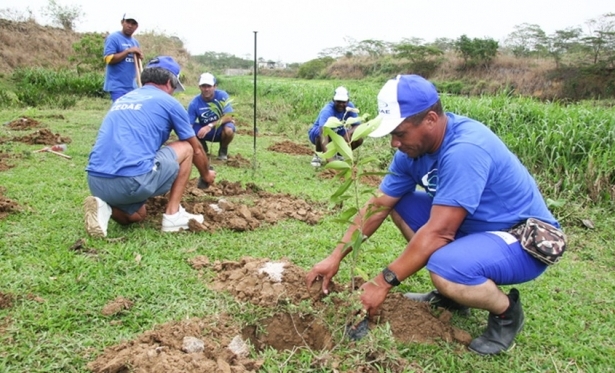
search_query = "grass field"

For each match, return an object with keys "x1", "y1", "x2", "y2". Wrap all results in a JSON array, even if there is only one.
[{"x1": 1, "y1": 77, "x2": 614, "y2": 372}]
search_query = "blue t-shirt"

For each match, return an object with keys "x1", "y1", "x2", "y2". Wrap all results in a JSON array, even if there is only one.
[
  {"x1": 103, "y1": 31, "x2": 140, "y2": 92},
  {"x1": 187, "y1": 90, "x2": 234, "y2": 134},
  {"x1": 380, "y1": 112, "x2": 558, "y2": 234},
  {"x1": 86, "y1": 86, "x2": 195, "y2": 177},
  {"x1": 308, "y1": 101, "x2": 359, "y2": 134}
]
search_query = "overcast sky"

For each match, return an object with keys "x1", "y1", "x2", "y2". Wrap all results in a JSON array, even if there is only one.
[{"x1": 3, "y1": 0, "x2": 613, "y2": 63}]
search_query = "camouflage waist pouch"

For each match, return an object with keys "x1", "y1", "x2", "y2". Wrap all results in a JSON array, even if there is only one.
[{"x1": 508, "y1": 218, "x2": 567, "y2": 265}]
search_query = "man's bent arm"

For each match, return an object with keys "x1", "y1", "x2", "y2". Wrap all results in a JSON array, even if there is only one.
[
  {"x1": 388, "y1": 204, "x2": 467, "y2": 281},
  {"x1": 186, "y1": 137, "x2": 214, "y2": 182}
]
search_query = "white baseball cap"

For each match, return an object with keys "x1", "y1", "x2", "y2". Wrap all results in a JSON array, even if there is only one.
[
  {"x1": 198, "y1": 73, "x2": 216, "y2": 86},
  {"x1": 333, "y1": 86, "x2": 349, "y2": 101},
  {"x1": 369, "y1": 75, "x2": 440, "y2": 138},
  {"x1": 122, "y1": 13, "x2": 138, "y2": 23}
]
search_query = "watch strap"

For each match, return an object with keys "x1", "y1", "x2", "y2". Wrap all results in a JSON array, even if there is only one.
[{"x1": 382, "y1": 267, "x2": 401, "y2": 286}]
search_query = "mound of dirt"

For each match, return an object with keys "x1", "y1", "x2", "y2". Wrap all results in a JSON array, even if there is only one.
[
  {"x1": 88, "y1": 256, "x2": 472, "y2": 373},
  {"x1": 4, "y1": 117, "x2": 41, "y2": 130},
  {"x1": 0, "y1": 151, "x2": 20, "y2": 172},
  {"x1": 11, "y1": 128, "x2": 71, "y2": 146},
  {"x1": 210, "y1": 153, "x2": 252, "y2": 168},
  {"x1": 145, "y1": 180, "x2": 323, "y2": 232},
  {"x1": 88, "y1": 315, "x2": 263, "y2": 373},
  {"x1": 0, "y1": 292, "x2": 14, "y2": 309},
  {"x1": 267, "y1": 140, "x2": 313, "y2": 155},
  {"x1": 0, "y1": 187, "x2": 21, "y2": 220}
]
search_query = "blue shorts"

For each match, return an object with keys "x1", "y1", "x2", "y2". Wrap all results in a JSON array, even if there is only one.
[
  {"x1": 110, "y1": 90, "x2": 130, "y2": 102},
  {"x1": 394, "y1": 191, "x2": 547, "y2": 286},
  {"x1": 308, "y1": 124, "x2": 358, "y2": 145},
  {"x1": 87, "y1": 147, "x2": 179, "y2": 215},
  {"x1": 202, "y1": 122, "x2": 236, "y2": 142}
]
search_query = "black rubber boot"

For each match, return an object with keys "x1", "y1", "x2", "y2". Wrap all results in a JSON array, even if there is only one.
[
  {"x1": 469, "y1": 288, "x2": 525, "y2": 355},
  {"x1": 217, "y1": 146, "x2": 228, "y2": 160},
  {"x1": 404, "y1": 290, "x2": 470, "y2": 316}
]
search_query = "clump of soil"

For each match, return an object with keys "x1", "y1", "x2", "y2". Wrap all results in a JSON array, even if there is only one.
[
  {"x1": 0, "y1": 292, "x2": 14, "y2": 309},
  {"x1": 0, "y1": 150, "x2": 20, "y2": 172},
  {"x1": 101, "y1": 297, "x2": 134, "y2": 316},
  {"x1": 4, "y1": 116, "x2": 41, "y2": 130},
  {"x1": 88, "y1": 315, "x2": 262, "y2": 373},
  {"x1": 11, "y1": 128, "x2": 71, "y2": 145},
  {"x1": 88, "y1": 256, "x2": 472, "y2": 373},
  {"x1": 210, "y1": 153, "x2": 252, "y2": 168},
  {"x1": 0, "y1": 187, "x2": 21, "y2": 220},
  {"x1": 145, "y1": 180, "x2": 324, "y2": 232},
  {"x1": 267, "y1": 140, "x2": 313, "y2": 155}
]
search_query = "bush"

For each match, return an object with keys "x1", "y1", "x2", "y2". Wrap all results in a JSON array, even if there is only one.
[
  {"x1": 297, "y1": 57, "x2": 335, "y2": 79},
  {"x1": 12, "y1": 67, "x2": 104, "y2": 107}
]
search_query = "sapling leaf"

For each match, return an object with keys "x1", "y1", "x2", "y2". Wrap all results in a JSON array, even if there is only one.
[
  {"x1": 324, "y1": 116, "x2": 343, "y2": 128},
  {"x1": 331, "y1": 178, "x2": 353, "y2": 200},
  {"x1": 357, "y1": 155, "x2": 380, "y2": 166},
  {"x1": 319, "y1": 146, "x2": 338, "y2": 161},
  {"x1": 339, "y1": 207, "x2": 358, "y2": 221},
  {"x1": 355, "y1": 267, "x2": 370, "y2": 281},
  {"x1": 351, "y1": 122, "x2": 375, "y2": 143},
  {"x1": 346, "y1": 117, "x2": 361, "y2": 126},
  {"x1": 329, "y1": 131, "x2": 353, "y2": 160},
  {"x1": 325, "y1": 160, "x2": 351, "y2": 170}
]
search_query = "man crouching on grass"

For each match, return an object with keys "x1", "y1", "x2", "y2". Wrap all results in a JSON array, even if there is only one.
[{"x1": 84, "y1": 56, "x2": 216, "y2": 238}]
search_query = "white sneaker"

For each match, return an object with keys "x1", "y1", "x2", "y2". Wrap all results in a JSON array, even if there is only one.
[
  {"x1": 84, "y1": 196, "x2": 112, "y2": 238},
  {"x1": 161, "y1": 206, "x2": 204, "y2": 232},
  {"x1": 310, "y1": 155, "x2": 322, "y2": 167}
]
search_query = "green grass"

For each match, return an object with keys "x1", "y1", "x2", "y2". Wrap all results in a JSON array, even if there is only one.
[{"x1": 1, "y1": 81, "x2": 615, "y2": 372}]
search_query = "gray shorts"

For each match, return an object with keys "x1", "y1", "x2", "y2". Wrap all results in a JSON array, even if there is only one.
[{"x1": 87, "y1": 147, "x2": 179, "y2": 215}]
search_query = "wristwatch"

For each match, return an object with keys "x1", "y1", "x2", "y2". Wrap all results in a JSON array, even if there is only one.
[{"x1": 382, "y1": 267, "x2": 400, "y2": 286}]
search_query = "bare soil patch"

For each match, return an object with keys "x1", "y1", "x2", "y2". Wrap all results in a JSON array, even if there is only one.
[
  {"x1": 0, "y1": 150, "x2": 21, "y2": 172},
  {"x1": 267, "y1": 140, "x2": 314, "y2": 156},
  {"x1": 0, "y1": 292, "x2": 14, "y2": 309},
  {"x1": 210, "y1": 153, "x2": 252, "y2": 168},
  {"x1": 11, "y1": 128, "x2": 72, "y2": 146},
  {"x1": 145, "y1": 180, "x2": 323, "y2": 232},
  {"x1": 0, "y1": 187, "x2": 22, "y2": 220},
  {"x1": 88, "y1": 257, "x2": 472, "y2": 372},
  {"x1": 4, "y1": 116, "x2": 41, "y2": 130}
]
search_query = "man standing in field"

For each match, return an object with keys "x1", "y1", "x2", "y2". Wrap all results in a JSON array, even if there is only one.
[
  {"x1": 308, "y1": 86, "x2": 364, "y2": 167},
  {"x1": 84, "y1": 56, "x2": 216, "y2": 238},
  {"x1": 187, "y1": 73, "x2": 236, "y2": 161},
  {"x1": 306, "y1": 75, "x2": 565, "y2": 355},
  {"x1": 103, "y1": 13, "x2": 142, "y2": 102}
]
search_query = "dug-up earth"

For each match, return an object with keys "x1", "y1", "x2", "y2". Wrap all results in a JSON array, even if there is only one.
[
  {"x1": 145, "y1": 179, "x2": 324, "y2": 232},
  {"x1": 88, "y1": 257, "x2": 473, "y2": 373}
]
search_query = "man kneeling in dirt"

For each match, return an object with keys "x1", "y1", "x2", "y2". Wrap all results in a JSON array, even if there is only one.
[
  {"x1": 84, "y1": 56, "x2": 216, "y2": 238},
  {"x1": 306, "y1": 75, "x2": 565, "y2": 355},
  {"x1": 307, "y1": 86, "x2": 364, "y2": 167}
]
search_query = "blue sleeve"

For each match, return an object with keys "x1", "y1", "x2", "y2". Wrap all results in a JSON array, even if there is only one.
[
  {"x1": 316, "y1": 103, "x2": 334, "y2": 127},
  {"x1": 169, "y1": 101, "x2": 195, "y2": 141},
  {"x1": 433, "y1": 143, "x2": 490, "y2": 214},
  {"x1": 103, "y1": 33, "x2": 119, "y2": 56},
  {"x1": 380, "y1": 151, "x2": 419, "y2": 197},
  {"x1": 187, "y1": 97, "x2": 198, "y2": 123}
]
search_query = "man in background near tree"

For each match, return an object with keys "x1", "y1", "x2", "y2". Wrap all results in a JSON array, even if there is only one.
[
  {"x1": 306, "y1": 74, "x2": 564, "y2": 355},
  {"x1": 308, "y1": 86, "x2": 363, "y2": 167},
  {"x1": 103, "y1": 13, "x2": 142, "y2": 102},
  {"x1": 187, "y1": 73, "x2": 236, "y2": 161},
  {"x1": 84, "y1": 56, "x2": 215, "y2": 238}
]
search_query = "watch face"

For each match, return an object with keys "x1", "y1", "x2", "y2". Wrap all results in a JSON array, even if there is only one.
[{"x1": 384, "y1": 271, "x2": 395, "y2": 283}]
